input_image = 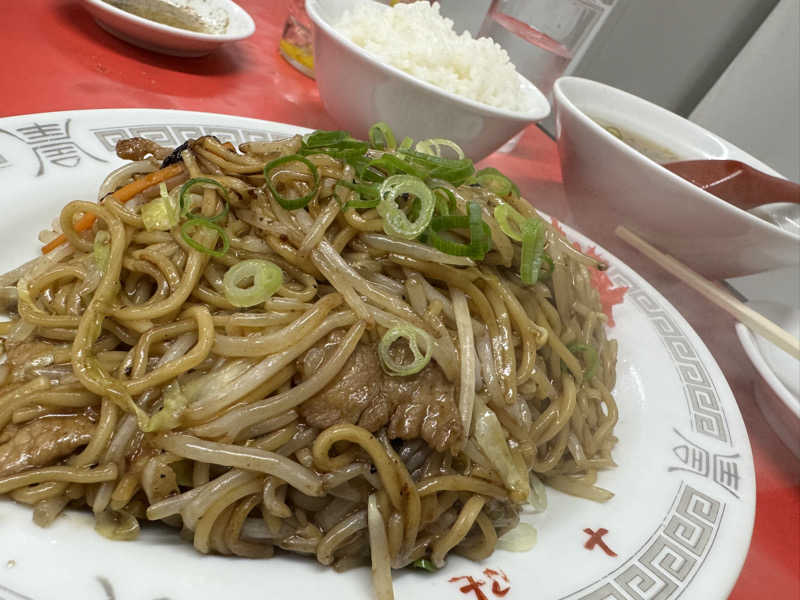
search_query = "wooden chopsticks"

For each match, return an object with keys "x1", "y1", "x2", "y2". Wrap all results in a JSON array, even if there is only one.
[{"x1": 615, "y1": 225, "x2": 800, "y2": 359}]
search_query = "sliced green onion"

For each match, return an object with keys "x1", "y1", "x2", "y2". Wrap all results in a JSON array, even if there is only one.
[
  {"x1": 92, "y1": 230, "x2": 111, "y2": 271},
  {"x1": 431, "y1": 185, "x2": 457, "y2": 216},
  {"x1": 494, "y1": 203, "x2": 527, "y2": 242},
  {"x1": 478, "y1": 173, "x2": 512, "y2": 196},
  {"x1": 427, "y1": 159, "x2": 475, "y2": 186},
  {"x1": 376, "y1": 175, "x2": 435, "y2": 240},
  {"x1": 179, "y1": 177, "x2": 230, "y2": 222},
  {"x1": 222, "y1": 259, "x2": 283, "y2": 307},
  {"x1": 410, "y1": 559, "x2": 437, "y2": 572},
  {"x1": 336, "y1": 180, "x2": 380, "y2": 209},
  {"x1": 405, "y1": 196, "x2": 423, "y2": 224},
  {"x1": 415, "y1": 138, "x2": 465, "y2": 159},
  {"x1": 427, "y1": 222, "x2": 471, "y2": 256},
  {"x1": 301, "y1": 139, "x2": 369, "y2": 159},
  {"x1": 398, "y1": 136, "x2": 414, "y2": 151},
  {"x1": 427, "y1": 202, "x2": 490, "y2": 259},
  {"x1": 397, "y1": 148, "x2": 475, "y2": 185},
  {"x1": 520, "y1": 219, "x2": 546, "y2": 285},
  {"x1": 469, "y1": 200, "x2": 491, "y2": 258},
  {"x1": 368, "y1": 122, "x2": 397, "y2": 151},
  {"x1": 378, "y1": 324, "x2": 433, "y2": 376},
  {"x1": 529, "y1": 223, "x2": 547, "y2": 282},
  {"x1": 304, "y1": 129, "x2": 349, "y2": 148},
  {"x1": 474, "y1": 167, "x2": 519, "y2": 198},
  {"x1": 180, "y1": 217, "x2": 230, "y2": 258},
  {"x1": 360, "y1": 165, "x2": 389, "y2": 184},
  {"x1": 141, "y1": 183, "x2": 179, "y2": 232},
  {"x1": 263, "y1": 154, "x2": 320, "y2": 210},
  {"x1": 567, "y1": 343, "x2": 599, "y2": 380},
  {"x1": 369, "y1": 154, "x2": 428, "y2": 180}
]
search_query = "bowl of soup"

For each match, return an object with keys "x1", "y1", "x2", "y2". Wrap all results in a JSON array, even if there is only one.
[{"x1": 553, "y1": 76, "x2": 799, "y2": 279}]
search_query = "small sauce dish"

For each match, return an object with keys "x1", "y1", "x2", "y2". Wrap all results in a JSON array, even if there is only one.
[{"x1": 80, "y1": 0, "x2": 255, "y2": 57}]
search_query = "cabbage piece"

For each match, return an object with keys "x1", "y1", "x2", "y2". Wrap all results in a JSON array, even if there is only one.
[{"x1": 472, "y1": 397, "x2": 529, "y2": 502}]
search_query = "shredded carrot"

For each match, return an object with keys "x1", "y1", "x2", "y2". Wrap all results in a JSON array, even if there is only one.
[
  {"x1": 41, "y1": 163, "x2": 184, "y2": 254},
  {"x1": 41, "y1": 233, "x2": 70, "y2": 254},
  {"x1": 111, "y1": 162, "x2": 184, "y2": 204}
]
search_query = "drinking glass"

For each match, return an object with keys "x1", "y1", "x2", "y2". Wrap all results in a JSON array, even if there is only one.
[
  {"x1": 279, "y1": 0, "x2": 315, "y2": 78},
  {"x1": 479, "y1": 0, "x2": 611, "y2": 99}
]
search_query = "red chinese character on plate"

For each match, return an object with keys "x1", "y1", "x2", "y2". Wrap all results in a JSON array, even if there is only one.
[
  {"x1": 482, "y1": 568, "x2": 511, "y2": 597},
  {"x1": 583, "y1": 527, "x2": 617, "y2": 557},
  {"x1": 448, "y1": 576, "x2": 488, "y2": 600},
  {"x1": 449, "y1": 569, "x2": 511, "y2": 599}
]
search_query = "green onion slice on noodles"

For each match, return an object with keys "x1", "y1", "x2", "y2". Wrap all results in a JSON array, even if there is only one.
[
  {"x1": 493, "y1": 203, "x2": 527, "y2": 242},
  {"x1": 474, "y1": 167, "x2": 519, "y2": 199},
  {"x1": 303, "y1": 130, "x2": 350, "y2": 149},
  {"x1": 415, "y1": 138, "x2": 465, "y2": 159},
  {"x1": 378, "y1": 324, "x2": 433, "y2": 376},
  {"x1": 368, "y1": 122, "x2": 397, "y2": 151},
  {"x1": 376, "y1": 175, "x2": 435, "y2": 240},
  {"x1": 263, "y1": 154, "x2": 320, "y2": 210},
  {"x1": 410, "y1": 559, "x2": 437, "y2": 572},
  {"x1": 222, "y1": 259, "x2": 283, "y2": 307},
  {"x1": 179, "y1": 178, "x2": 230, "y2": 222},
  {"x1": 336, "y1": 180, "x2": 380, "y2": 210},
  {"x1": 427, "y1": 202, "x2": 490, "y2": 259},
  {"x1": 398, "y1": 136, "x2": 414, "y2": 151},
  {"x1": 180, "y1": 217, "x2": 230, "y2": 258},
  {"x1": 567, "y1": 343, "x2": 599, "y2": 380},
  {"x1": 520, "y1": 219, "x2": 546, "y2": 285}
]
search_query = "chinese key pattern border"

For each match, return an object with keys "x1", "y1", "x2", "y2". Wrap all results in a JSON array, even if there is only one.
[{"x1": 607, "y1": 268, "x2": 732, "y2": 445}]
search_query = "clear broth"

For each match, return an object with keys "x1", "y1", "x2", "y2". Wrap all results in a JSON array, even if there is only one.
[{"x1": 591, "y1": 117, "x2": 680, "y2": 164}]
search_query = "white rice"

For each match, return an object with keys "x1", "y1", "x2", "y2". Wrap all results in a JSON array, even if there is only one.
[{"x1": 334, "y1": 1, "x2": 533, "y2": 113}]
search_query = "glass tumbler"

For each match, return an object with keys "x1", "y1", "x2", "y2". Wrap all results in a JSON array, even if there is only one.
[
  {"x1": 479, "y1": 0, "x2": 611, "y2": 99},
  {"x1": 279, "y1": 0, "x2": 315, "y2": 78}
]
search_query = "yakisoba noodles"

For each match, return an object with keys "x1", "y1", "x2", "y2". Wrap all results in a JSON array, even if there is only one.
[{"x1": 0, "y1": 125, "x2": 620, "y2": 598}]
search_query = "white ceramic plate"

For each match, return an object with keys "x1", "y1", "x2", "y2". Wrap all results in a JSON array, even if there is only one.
[
  {"x1": 79, "y1": 0, "x2": 256, "y2": 57},
  {"x1": 0, "y1": 110, "x2": 755, "y2": 600},
  {"x1": 730, "y1": 268, "x2": 800, "y2": 458}
]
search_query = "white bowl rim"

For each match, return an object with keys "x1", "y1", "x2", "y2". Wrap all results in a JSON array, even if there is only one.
[
  {"x1": 735, "y1": 321, "x2": 800, "y2": 419},
  {"x1": 553, "y1": 75, "x2": 800, "y2": 243},
  {"x1": 81, "y1": 0, "x2": 256, "y2": 42},
  {"x1": 305, "y1": 0, "x2": 550, "y2": 122}
]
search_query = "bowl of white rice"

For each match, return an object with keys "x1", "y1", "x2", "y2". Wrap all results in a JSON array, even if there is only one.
[{"x1": 305, "y1": 0, "x2": 550, "y2": 161}]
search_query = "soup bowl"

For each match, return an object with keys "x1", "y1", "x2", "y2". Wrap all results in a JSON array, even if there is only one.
[{"x1": 553, "y1": 76, "x2": 799, "y2": 279}]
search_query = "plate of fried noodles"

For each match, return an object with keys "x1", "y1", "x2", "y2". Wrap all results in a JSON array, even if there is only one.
[{"x1": 0, "y1": 110, "x2": 754, "y2": 600}]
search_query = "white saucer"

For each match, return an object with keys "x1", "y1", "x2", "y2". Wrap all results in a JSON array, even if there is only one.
[
  {"x1": 79, "y1": 0, "x2": 255, "y2": 57},
  {"x1": 731, "y1": 268, "x2": 800, "y2": 457}
]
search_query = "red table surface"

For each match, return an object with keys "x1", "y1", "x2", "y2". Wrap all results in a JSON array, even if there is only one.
[{"x1": 2, "y1": 2, "x2": 798, "y2": 598}]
